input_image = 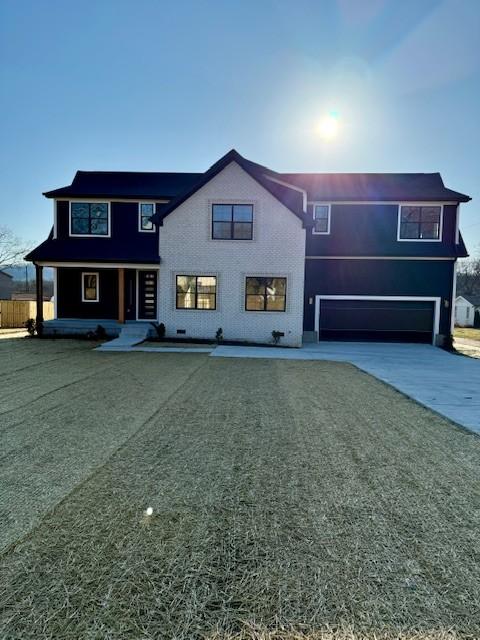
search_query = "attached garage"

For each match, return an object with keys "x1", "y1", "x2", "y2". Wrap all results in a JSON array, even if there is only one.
[{"x1": 316, "y1": 296, "x2": 439, "y2": 344}]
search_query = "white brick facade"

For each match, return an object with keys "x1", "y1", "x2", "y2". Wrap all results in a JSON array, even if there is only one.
[{"x1": 158, "y1": 161, "x2": 306, "y2": 346}]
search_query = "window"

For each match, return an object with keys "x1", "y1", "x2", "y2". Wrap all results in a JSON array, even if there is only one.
[
  {"x1": 313, "y1": 204, "x2": 330, "y2": 234},
  {"x1": 212, "y1": 204, "x2": 253, "y2": 240},
  {"x1": 176, "y1": 275, "x2": 217, "y2": 310},
  {"x1": 139, "y1": 203, "x2": 155, "y2": 232},
  {"x1": 466, "y1": 307, "x2": 470, "y2": 320},
  {"x1": 245, "y1": 277, "x2": 287, "y2": 312},
  {"x1": 82, "y1": 272, "x2": 99, "y2": 302},
  {"x1": 71, "y1": 202, "x2": 109, "y2": 236},
  {"x1": 398, "y1": 205, "x2": 442, "y2": 240}
]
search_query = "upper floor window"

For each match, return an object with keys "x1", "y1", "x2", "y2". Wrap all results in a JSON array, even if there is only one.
[
  {"x1": 212, "y1": 204, "x2": 253, "y2": 240},
  {"x1": 398, "y1": 205, "x2": 442, "y2": 241},
  {"x1": 176, "y1": 275, "x2": 217, "y2": 310},
  {"x1": 71, "y1": 202, "x2": 109, "y2": 236},
  {"x1": 245, "y1": 277, "x2": 286, "y2": 312},
  {"x1": 139, "y1": 203, "x2": 155, "y2": 232},
  {"x1": 312, "y1": 204, "x2": 331, "y2": 234}
]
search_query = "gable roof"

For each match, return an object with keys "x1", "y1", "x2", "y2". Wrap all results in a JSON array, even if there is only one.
[
  {"x1": 457, "y1": 294, "x2": 480, "y2": 307},
  {"x1": 43, "y1": 171, "x2": 202, "y2": 200},
  {"x1": 151, "y1": 149, "x2": 308, "y2": 226},
  {"x1": 42, "y1": 150, "x2": 471, "y2": 207}
]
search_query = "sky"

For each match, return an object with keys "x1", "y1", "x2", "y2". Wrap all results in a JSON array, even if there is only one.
[{"x1": 1, "y1": 0, "x2": 479, "y2": 256}]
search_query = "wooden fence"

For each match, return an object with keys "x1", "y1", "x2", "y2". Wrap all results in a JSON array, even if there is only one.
[{"x1": 0, "y1": 301, "x2": 54, "y2": 328}]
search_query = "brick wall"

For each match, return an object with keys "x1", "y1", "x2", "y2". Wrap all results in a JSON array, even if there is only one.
[{"x1": 158, "y1": 161, "x2": 306, "y2": 346}]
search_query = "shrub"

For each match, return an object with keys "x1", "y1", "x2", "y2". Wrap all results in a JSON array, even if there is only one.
[
  {"x1": 95, "y1": 325, "x2": 107, "y2": 340},
  {"x1": 215, "y1": 327, "x2": 224, "y2": 343},
  {"x1": 25, "y1": 318, "x2": 36, "y2": 336},
  {"x1": 86, "y1": 325, "x2": 107, "y2": 341},
  {"x1": 150, "y1": 322, "x2": 166, "y2": 338},
  {"x1": 271, "y1": 330, "x2": 284, "y2": 345}
]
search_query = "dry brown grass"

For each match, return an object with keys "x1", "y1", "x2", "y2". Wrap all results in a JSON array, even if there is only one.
[
  {"x1": 1, "y1": 343, "x2": 480, "y2": 638},
  {"x1": 455, "y1": 328, "x2": 480, "y2": 342},
  {"x1": 0, "y1": 337, "x2": 206, "y2": 550}
]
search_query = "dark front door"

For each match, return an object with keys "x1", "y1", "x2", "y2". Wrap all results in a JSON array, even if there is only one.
[
  {"x1": 137, "y1": 270, "x2": 157, "y2": 320},
  {"x1": 124, "y1": 269, "x2": 136, "y2": 320}
]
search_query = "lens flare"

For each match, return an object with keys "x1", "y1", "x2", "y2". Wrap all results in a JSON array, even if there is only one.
[{"x1": 317, "y1": 111, "x2": 340, "y2": 140}]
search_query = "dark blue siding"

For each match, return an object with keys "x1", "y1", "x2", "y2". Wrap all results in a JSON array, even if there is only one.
[
  {"x1": 57, "y1": 268, "x2": 118, "y2": 319},
  {"x1": 57, "y1": 201, "x2": 69, "y2": 237},
  {"x1": 306, "y1": 204, "x2": 457, "y2": 257},
  {"x1": 53, "y1": 200, "x2": 158, "y2": 263},
  {"x1": 303, "y1": 259, "x2": 454, "y2": 336}
]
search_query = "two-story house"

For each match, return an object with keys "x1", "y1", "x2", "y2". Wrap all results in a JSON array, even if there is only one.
[{"x1": 27, "y1": 149, "x2": 470, "y2": 346}]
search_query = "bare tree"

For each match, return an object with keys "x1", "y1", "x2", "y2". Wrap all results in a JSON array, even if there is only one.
[
  {"x1": 0, "y1": 226, "x2": 32, "y2": 269},
  {"x1": 457, "y1": 252, "x2": 480, "y2": 297}
]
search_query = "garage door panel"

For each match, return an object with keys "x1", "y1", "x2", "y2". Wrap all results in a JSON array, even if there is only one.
[{"x1": 319, "y1": 299, "x2": 434, "y2": 343}]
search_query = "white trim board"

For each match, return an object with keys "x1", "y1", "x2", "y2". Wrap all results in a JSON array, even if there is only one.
[
  {"x1": 36, "y1": 261, "x2": 160, "y2": 269},
  {"x1": 311, "y1": 203, "x2": 331, "y2": 235},
  {"x1": 53, "y1": 267, "x2": 57, "y2": 319},
  {"x1": 313, "y1": 295, "x2": 441, "y2": 346},
  {"x1": 451, "y1": 262, "x2": 458, "y2": 334},
  {"x1": 263, "y1": 175, "x2": 308, "y2": 212},
  {"x1": 305, "y1": 256, "x2": 455, "y2": 261},
  {"x1": 69, "y1": 201, "x2": 111, "y2": 238},
  {"x1": 136, "y1": 268, "x2": 159, "y2": 321},
  {"x1": 56, "y1": 198, "x2": 169, "y2": 204},
  {"x1": 81, "y1": 271, "x2": 99, "y2": 303},
  {"x1": 53, "y1": 201, "x2": 58, "y2": 239},
  {"x1": 306, "y1": 200, "x2": 458, "y2": 206},
  {"x1": 455, "y1": 204, "x2": 460, "y2": 245},
  {"x1": 396, "y1": 204, "x2": 443, "y2": 243},
  {"x1": 138, "y1": 202, "x2": 157, "y2": 233}
]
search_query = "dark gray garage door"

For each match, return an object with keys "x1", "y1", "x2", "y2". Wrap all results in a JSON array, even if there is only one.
[{"x1": 318, "y1": 299, "x2": 434, "y2": 343}]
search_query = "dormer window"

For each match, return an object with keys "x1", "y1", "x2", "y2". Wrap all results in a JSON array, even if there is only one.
[
  {"x1": 398, "y1": 205, "x2": 442, "y2": 241},
  {"x1": 312, "y1": 204, "x2": 331, "y2": 234},
  {"x1": 139, "y1": 203, "x2": 155, "y2": 232},
  {"x1": 70, "y1": 202, "x2": 109, "y2": 236},
  {"x1": 212, "y1": 204, "x2": 253, "y2": 240}
]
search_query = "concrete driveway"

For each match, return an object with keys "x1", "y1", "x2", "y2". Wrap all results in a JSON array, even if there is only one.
[{"x1": 213, "y1": 342, "x2": 480, "y2": 434}]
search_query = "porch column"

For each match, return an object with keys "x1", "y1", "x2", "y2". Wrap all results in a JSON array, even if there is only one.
[
  {"x1": 118, "y1": 268, "x2": 125, "y2": 323},
  {"x1": 35, "y1": 263, "x2": 44, "y2": 336}
]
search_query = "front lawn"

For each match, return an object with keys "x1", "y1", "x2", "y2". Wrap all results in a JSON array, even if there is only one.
[
  {"x1": 1, "y1": 340, "x2": 480, "y2": 639},
  {"x1": 455, "y1": 327, "x2": 480, "y2": 342}
]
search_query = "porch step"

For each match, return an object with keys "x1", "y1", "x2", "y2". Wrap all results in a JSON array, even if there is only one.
[{"x1": 96, "y1": 323, "x2": 152, "y2": 351}]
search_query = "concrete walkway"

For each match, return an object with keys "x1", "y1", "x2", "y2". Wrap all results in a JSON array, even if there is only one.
[
  {"x1": 96, "y1": 323, "x2": 152, "y2": 351},
  {"x1": 212, "y1": 342, "x2": 480, "y2": 434}
]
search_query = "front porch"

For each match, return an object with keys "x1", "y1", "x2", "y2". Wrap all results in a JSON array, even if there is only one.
[
  {"x1": 42, "y1": 318, "x2": 156, "y2": 338},
  {"x1": 34, "y1": 263, "x2": 159, "y2": 334}
]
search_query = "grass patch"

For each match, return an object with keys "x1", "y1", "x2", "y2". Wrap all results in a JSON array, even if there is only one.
[
  {"x1": 454, "y1": 328, "x2": 480, "y2": 342},
  {"x1": 1, "y1": 344, "x2": 480, "y2": 638},
  {"x1": 0, "y1": 338, "x2": 206, "y2": 550}
]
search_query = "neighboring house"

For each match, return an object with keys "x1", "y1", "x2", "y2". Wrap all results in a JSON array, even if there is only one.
[
  {"x1": 0, "y1": 270, "x2": 13, "y2": 299},
  {"x1": 455, "y1": 295, "x2": 480, "y2": 327},
  {"x1": 26, "y1": 149, "x2": 471, "y2": 346}
]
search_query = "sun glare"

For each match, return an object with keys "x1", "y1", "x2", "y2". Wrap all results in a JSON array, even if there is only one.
[{"x1": 317, "y1": 111, "x2": 340, "y2": 140}]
